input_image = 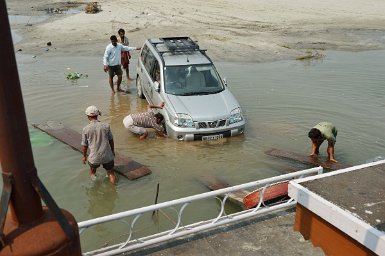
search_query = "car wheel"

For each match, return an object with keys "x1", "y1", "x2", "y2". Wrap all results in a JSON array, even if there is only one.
[{"x1": 136, "y1": 76, "x2": 145, "y2": 99}]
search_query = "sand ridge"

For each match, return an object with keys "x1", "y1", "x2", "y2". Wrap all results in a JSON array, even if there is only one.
[{"x1": 6, "y1": 0, "x2": 385, "y2": 62}]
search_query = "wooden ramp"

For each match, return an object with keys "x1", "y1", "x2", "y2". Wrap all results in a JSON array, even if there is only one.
[
  {"x1": 32, "y1": 122, "x2": 151, "y2": 180},
  {"x1": 265, "y1": 148, "x2": 350, "y2": 171}
]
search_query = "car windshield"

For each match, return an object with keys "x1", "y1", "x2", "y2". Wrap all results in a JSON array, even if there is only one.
[{"x1": 164, "y1": 64, "x2": 224, "y2": 96}]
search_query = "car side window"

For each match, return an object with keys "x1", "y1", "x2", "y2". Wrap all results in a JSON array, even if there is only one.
[
  {"x1": 150, "y1": 61, "x2": 160, "y2": 83},
  {"x1": 144, "y1": 50, "x2": 155, "y2": 75},
  {"x1": 141, "y1": 45, "x2": 149, "y2": 66}
]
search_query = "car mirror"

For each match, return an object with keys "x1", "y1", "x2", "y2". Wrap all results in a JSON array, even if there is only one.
[{"x1": 154, "y1": 81, "x2": 160, "y2": 92}]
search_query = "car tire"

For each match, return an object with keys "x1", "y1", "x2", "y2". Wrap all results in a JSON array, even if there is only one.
[{"x1": 136, "y1": 76, "x2": 145, "y2": 99}]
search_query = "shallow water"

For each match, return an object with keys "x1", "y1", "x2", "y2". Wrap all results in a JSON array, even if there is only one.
[
  {"x1": 3, "y1": 49, "x2": 385, "y2": 250},
  {"x1": 8, "y1": 14, "x2": 50, "y2": 44}
]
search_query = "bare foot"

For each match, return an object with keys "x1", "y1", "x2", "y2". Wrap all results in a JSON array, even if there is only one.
[
  {"x1": 90, "y1": 174, "x2": 97, "y2": 181},
  {"x1": 111, "y1": 90, "x2": 115, "y2": 94},
  {"x1": 117, "y1": 88, "x2": 123, "y2": 92},
  {"x1": 108, "y1": 174, "x2": 117, "y2": 185}
]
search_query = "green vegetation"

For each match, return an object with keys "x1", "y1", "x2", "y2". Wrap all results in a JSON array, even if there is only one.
[{"x1": 65, "y1": 72, "x2": 88, "y2": 80}]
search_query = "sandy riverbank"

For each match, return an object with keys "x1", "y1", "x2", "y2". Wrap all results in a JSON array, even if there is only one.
[{"x1": 6, "y1": 0, "x2": 385, "y2": 62}]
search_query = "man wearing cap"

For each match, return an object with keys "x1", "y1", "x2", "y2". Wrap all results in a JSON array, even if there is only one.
[
  {"x1": 123, "y1": 102, "x2": 167, "y2": 140},
  {"x1": 81, "y1": 105, "x2": 117, "y2": 184},
  {"x1": 103, "y1": 35, "x2": 141, "y2": 94}
]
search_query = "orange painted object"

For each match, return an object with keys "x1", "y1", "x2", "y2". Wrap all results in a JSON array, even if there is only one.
[
  {"x1": 243, "y1": 182, "x2": 289, "y2": 209},
  {"x1": 1, "y1": 207, "x2": 82, "y2": 255},
  {"x1": 294, "y1": 204, "x2": 374, "y2": 256}
]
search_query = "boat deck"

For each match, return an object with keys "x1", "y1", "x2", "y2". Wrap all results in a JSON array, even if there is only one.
[
  {"x1": 126, "y1": 160, "x2": 385, "y2": 256},
  {"x1": 129, "y1": 209, "x2": 325, "y2": 256},
  {"x1": 289, "y1": 160, "x2": 385, "y2": 255}
]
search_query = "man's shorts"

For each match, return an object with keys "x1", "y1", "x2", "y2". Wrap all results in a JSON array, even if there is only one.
[
  {"x1": 88, "y1": 160, "x2": 114, "y2": 170},
  {"x1": 123, "y1": 115, "x2": 146, "y2": 135},
  {"x1": 108, "y1": 65, "x2": 123, "y2": 77}
]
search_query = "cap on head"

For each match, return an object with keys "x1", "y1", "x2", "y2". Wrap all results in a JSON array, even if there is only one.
[{"x1": 85, "y1": 105, "x2": 101, "y2": 117}]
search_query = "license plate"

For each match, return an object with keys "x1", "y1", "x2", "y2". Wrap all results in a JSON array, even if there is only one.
[{"x1": 202, "y1": 134, "x2": 223, "y2": 141}]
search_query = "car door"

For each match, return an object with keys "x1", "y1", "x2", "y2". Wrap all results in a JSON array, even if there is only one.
[
  {"x1": 141, "y1": 46, "x2": 156, "y2": 99},
  {"x1": 148, "y1": 60, "x2": 164, "y2": 105}
]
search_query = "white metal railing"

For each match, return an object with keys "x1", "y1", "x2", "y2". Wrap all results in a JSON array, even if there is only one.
[{"x1": 78, "y1": 167, "x2": 323, "y2": 256}]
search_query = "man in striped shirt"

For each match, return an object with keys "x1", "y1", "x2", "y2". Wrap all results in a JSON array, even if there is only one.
[{"x1": 123, "y1": 102, "x2": 167, "y2": 140}]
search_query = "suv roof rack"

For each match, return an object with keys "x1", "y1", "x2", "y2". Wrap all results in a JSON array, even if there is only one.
[
  {"x1": 148, "y1": 37, "x2": 212, "y2": 67},
  {"x1": 160, "y1": 37, "x2": 200, "y2": 52}
]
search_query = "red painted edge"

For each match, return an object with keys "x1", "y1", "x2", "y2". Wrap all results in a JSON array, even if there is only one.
[{"x1": 243, "y1": 182, "x2": 289, "y2": 209}]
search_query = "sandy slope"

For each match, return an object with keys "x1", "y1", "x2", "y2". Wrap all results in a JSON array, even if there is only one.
[{"x1": 6, "y1": 0, "x2": 385, "y2": 62}]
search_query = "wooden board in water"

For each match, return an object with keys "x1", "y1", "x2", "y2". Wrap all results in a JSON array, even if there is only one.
[
  {"x1": 32, "y1": 122, "x2": 151, "y2": 180},
  {"x1": 265, "y1": 148, "x2": 349, "y2": 171},
  {"x1": 198, "y1": 176, "x2": 249, "y2": 209}
]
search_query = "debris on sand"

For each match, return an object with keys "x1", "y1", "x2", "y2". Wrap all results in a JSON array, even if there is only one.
[
  {"x1": 85, "y1": 2, "x2": 101, "y2": 14},
  {"x1": 47, "y1": 7, "x2": 65, "y2": 14},
  {"x1": 296, "y1": 50, "x2": 325, "y2": 61}
]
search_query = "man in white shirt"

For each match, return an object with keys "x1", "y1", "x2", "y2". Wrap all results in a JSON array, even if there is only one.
[{"x1": 103, "y1": 35, "x2": 140, "y2": 94}]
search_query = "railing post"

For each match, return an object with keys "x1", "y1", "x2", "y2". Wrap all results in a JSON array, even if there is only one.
[{"x1": 0, "y1": 0, "x2": 81, "y2": 254}]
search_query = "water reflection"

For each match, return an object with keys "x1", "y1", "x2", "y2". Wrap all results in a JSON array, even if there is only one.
[
  {"x1": 29, "y1": 127, "x2": 53, "y2": 147},
  {"x1": 85, "y1": 179, "x2": 119, "y2": 218}
]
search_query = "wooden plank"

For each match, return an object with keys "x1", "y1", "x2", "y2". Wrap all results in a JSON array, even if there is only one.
[
  {"x1": 198, "y1": 176, "x2": 249, "y2": 209},
  {"x1": 243, "y1": 182, "x2": 289, "y2": 209},
  {"x1": 265, "y1": 148, "x2": 350, "y2": 170},
  {"x1": 32, "y1": 122, "x2": 151, "y2": 180}
]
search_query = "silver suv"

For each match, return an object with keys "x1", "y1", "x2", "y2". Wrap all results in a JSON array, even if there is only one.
[{"x1": 136, "y1": 37, "x2": 245, "y2": 141}]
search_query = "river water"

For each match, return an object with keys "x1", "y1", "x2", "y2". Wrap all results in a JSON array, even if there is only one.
[{"x1": 4, "y1": 48, "x2": 385, "y2": 250}]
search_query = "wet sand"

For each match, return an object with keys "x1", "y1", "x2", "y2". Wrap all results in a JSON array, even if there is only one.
[{"x1": 6, "y1": 0, "x2": 385, "y2": 62}]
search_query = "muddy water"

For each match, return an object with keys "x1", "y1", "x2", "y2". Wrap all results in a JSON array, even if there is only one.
[{"x1": 4, "y1": 50, "x2": 385, "y2": 250}]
